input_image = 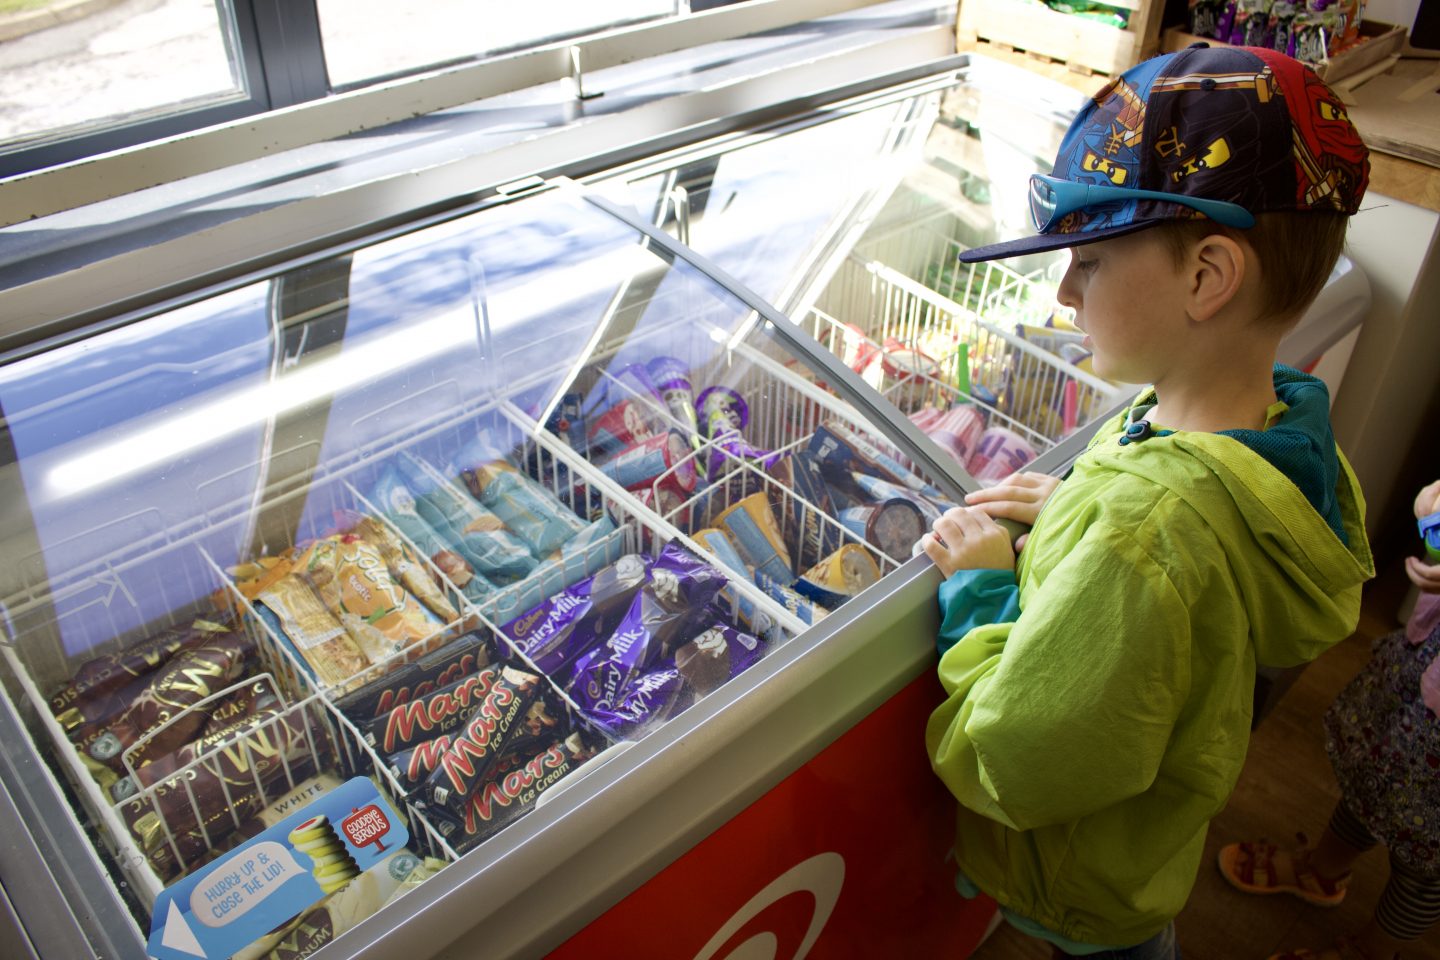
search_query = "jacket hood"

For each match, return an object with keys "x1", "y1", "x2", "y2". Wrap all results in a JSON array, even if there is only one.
[{"x1": 1085, "y1": 370, "x2": 1374, "y2": 668}]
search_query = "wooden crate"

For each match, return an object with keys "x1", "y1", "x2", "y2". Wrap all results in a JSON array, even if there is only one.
[{"x1": 957, "y1": 0, "x2": 1167, "y2": 76}]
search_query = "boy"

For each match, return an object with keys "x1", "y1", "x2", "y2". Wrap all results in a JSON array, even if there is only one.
[{"x1": 921, "y1": 44, "x2": 1376, "y2": 958}]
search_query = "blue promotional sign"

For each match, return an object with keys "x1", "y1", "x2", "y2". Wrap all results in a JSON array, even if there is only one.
[{"x1": 147, "y1": 777, "x2": 408, "y2": 960}]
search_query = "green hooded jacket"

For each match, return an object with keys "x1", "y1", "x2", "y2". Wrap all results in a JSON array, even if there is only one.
[{"x1": 926, "y1": 369, "x2": 1375, "y2": 947}]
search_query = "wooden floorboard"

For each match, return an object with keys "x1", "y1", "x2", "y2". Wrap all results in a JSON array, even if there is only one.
[{"x1": 969, "y1": 564, "x2": 1440, "y2": 959}]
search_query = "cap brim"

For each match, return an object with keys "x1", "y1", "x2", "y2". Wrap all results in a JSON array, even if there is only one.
[{"x1": 957, "y1": 220, "x2": 1161, "y2": 263}]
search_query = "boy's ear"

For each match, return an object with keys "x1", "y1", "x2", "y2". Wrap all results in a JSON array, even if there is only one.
[{"x1": 1186, "y1": 234, "x2": 1247, "y2": 323}]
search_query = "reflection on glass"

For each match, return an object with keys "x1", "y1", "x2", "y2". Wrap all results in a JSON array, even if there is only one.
[
  {"x1": 317, "y1": 0, "x2": 679, "y2": 88},
  {"x1": 0, "y1": 0, "x2": 241, "y2": 148}
]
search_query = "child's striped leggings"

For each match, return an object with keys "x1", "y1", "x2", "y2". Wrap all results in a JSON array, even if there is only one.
[{"x1": 1329, "y1": 800, "x2": 1440, "y2": 941}]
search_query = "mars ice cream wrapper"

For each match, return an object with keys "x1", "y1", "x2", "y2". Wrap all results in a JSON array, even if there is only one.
[
  {"x1": 386, "y1": 734, "x2": 455, "y2": 793},
  {"x1": 363, "y1": 666, "x2": 501, "y2": 756},
  {"x1": 499, "y1": 554, "x2": 651, "y2": 676},
  {"x1": 420, "y1": 666, "x2": 565, "y2": 815},
  {"x1": 332, "y1": 632, "x2": 492, "y2": 724},
  {"x1": 368, "y1": 466, "x2": 495, "y2": 604},
  {"x1": 439, "y1": 730, "x2": 600, "y2": 854},
  {"x1": 395, "y1": 453, "x2": 537, "y2": 585}
]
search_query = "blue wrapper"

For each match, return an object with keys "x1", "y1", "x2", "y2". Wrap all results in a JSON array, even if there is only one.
[
  {"x1": 395, "y1": 453, "x2": 538, "y2": 585},
  {"x1": 714, "y1": 494, "x2": 793, "y2": 586},
  {"x1": 369, "y1": 467, "x2": 496, "y2": 604},
  {"x1": 449, "y1": 435, "x2": 587, "y2": 558}
]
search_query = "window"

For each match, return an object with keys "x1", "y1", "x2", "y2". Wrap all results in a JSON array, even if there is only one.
[{"x1": 0, "y1": 0, "x2": 728, "y2": 179}]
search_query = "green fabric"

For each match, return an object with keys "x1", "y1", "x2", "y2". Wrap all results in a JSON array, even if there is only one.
[{"x1": 926, "y1": 383, "x2": 1374, "y2": 947}]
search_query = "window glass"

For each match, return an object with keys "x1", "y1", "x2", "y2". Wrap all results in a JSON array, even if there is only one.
[
  {"x1": 0, "y1": 0, "x2": 243, "y2": 152},
  {"x1": 317, "y1": 0, "x2": 679, "y2": 88}
]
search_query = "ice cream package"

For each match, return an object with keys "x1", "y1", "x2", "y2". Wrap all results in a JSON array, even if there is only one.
[
  {"x1": 50, "y1": 612, "x2": 237, "y2": 720},
  {"x1": 565, "y1": 540, "x2": 728, "y2": 714},
  {"x1": 586, "y1": 362, "x2": 670, "y2": 459},
  {"x1": 294, "y1": 533, "x2": 454, "y2": 668},
  {"x1": 416, "y1": 664, "x2": 569, "y2": 815},
  {"x1": 83, "y1": 631, "x2": 257, "y2": 778},
  {"x1": 588, "y1": 619, "x2": 763, "y2": 736},
  {"x1": 368, "y1": 466, "x2": 496, "y2": 605},
  {"x1": 362, "y1": 665, "x2": 502, "y2": 756},
  {"x1": 393, "y1": 452, "x2": 537, "y2": 585},
  {"x1": 331, "y1": 631, "x2": 494, "y2": 725},
  {"x1": 765, "y1": 452, "x2": 845, "y2": 571},
  {"x1": 431, "y1": 729, "x2": 603, "y2": 854},
  {"x1": 447, "y1": 434, "x2": 588, "y2": 557},
  {"x1": 497, "y1": 553, "x2": 652, "y2": 677},
  {"x1": 339, "y1": 514, "x2": 460, "y2": 625}
]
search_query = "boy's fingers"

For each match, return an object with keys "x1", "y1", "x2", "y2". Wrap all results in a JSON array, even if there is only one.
[{"x1": 1406, "y1": 556, "x2": 1440, "y2": 591}]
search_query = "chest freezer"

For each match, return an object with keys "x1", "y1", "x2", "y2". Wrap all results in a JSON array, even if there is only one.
[{"x1": 0, "y1": 51, "x2": 1368, "y2": 960}]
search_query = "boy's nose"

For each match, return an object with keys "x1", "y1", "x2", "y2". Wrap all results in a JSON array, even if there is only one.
[{"x1": 1056, "y1": 267, "x2": 1081, "y2": 311}]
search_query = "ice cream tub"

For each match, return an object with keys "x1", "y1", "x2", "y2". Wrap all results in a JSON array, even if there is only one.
[
  {"x1": 966, "y1": 426, "x2": 1038, "y2": 484},
  {"x1": 837, "y1": 499, "x2": 927, "y2": 560}
]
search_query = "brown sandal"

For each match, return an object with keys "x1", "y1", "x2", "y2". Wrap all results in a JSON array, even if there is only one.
[{"x1": 1217, "y1": 836, "x2": 1349, "y2": 907}]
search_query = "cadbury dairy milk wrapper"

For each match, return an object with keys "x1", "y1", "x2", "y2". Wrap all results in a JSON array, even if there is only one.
[
  {"x1": 566, "y1": 541, "x2": 727, "y2": 712},
  {"x1": 674, "y1": 621, "x2": 763, "y2": 695},
  {"x1": 498, "y1": 553, "x2": 651, "y2": 677},
  {"x1": 333, "y1": 632, "x2": 492, "y2": 724},
  {"x1": 86, "y1": 631, "x2": 256, "y2": 773},
  {"x1": 51, "y1": 612, "x2": 237, "y2": 720},
  {"x1": 420, "y1": 666, "x2": 565, "y2": 815},
  {"x1": 437, "y1": 730, "x2": 601, "y2": 854},
  {"x1": 394, "y1": 453, "x2": 537, "y2": 585},
  {"x1": 369, "y1": 466, "x2": 496, "y2": 604},
  {"x1": 363, "y1": 665, "x2": 501, "y2": 756},
  {"x1": 586, "y1": 667, "x2": 688, "y2": 736},
  {"x1": 448, "y1": 434, "x2": 587, "y2": 557}
]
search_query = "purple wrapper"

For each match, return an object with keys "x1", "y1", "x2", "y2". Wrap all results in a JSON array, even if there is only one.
[
  {"x1": 674, "y1": 622, "x2": 762, "y2": 694},
  {"x1": 586, "y1": 667, "x2": 688, "y2": 735},
  {"x1": 646, "y1": 356, "x2": 700, "y2": 438},
  {"x1": 695, "y1": 386, "x2": 749, "y2": 439},
  {"x1": 566, "y1": 541, "x2": 727, "y2": 712},
  {"x1": 705, "y1": 431, "x2": 782, "y2": 484},
  {"x1": 499, "y1": 554, "x2": 651, "y2": 676}
]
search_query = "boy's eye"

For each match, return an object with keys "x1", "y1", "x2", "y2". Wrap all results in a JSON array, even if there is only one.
[{"x1": 1074, "y1": 258, "x2": 1099, "y2": 273}]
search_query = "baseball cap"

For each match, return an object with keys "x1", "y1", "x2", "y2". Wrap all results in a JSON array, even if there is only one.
[{"x1": 958, "y1": 43, "x2": 1370, "y2": 263}]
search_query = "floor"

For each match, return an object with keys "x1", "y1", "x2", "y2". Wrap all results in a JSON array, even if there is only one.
[{"x1": 969, "y1": 564, "x2": 1440, "y2": 960}]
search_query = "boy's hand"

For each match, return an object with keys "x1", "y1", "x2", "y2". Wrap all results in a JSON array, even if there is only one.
[
  {"x1": 1414, "y1": 479, "x2": 1440, "y2": 520},
  {"x1": 964, "y1": 471, "x2": 1061, "y2": 528},
  {"x1": 922, "y1": 506, "x2": 1015, "y2": 579}
]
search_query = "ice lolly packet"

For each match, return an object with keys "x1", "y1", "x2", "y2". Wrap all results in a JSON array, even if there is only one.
[
  {"x1": 369, "y1": 465, "x2": 495, "y2": 605},
  {"x1": 344, "y1": 514, "x2": 460, "y2": 625},
  {"x1": 587, "y1": 667, "x2": 688, "y2": 736},
  {"x1": 498, "y1": 553, "x2": 652, "y2": 677},
  {"x1": 673, "y1": 621, "x2": 763, "y2": 695},
  {"x1": 296, "y1": 534, "x2": 454, "y2": 665},
  {"x1": 363, "y1": 665, "x2": 501, "y2": 756},
  {"x1": 647, "y1": 356, "x2": 701, "y2": 442},
  {"x1": 448, "y1": 434, "x2": 587, "y2": 557},
  {"x1": 257, "y1": 574, "x2": 372, "y2": 689},
  {"x1": 395, "y1": 453, "x2": 538, "y2": 585},
  {"x1": 566, "y1": 541, "x2": 727, "y2": 712},
  {"x1": 50, "y1": 613, "x2": 236, "y2": 719},
  {"x1": 332, "y1": 632, "x2": 492, "y2": 724}
]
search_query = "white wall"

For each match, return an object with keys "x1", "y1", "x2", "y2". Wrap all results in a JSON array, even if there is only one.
[
  {"x1": 1363, "y1": 0, "x2": 1421, "y2": 29},
  {"x1": 1330, "y1": 194, "x2": 1440, "y2": 539}
]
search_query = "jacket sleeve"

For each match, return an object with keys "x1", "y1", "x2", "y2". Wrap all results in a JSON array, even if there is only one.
[
  {"x1": 937, "y1": 569, "x2": 1022, "y2": 656},
  {"x1": 925, "y1": 520, "x2": 1193, "y2": 832}
]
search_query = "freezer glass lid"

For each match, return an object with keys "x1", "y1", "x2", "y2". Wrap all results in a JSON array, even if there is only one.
[
  {"x1": 601, "y1": 61, "x2": 1133, "y2": 484},
  {"x1": 0, "y1": 180, "x2": 965, "y2": 952}
]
